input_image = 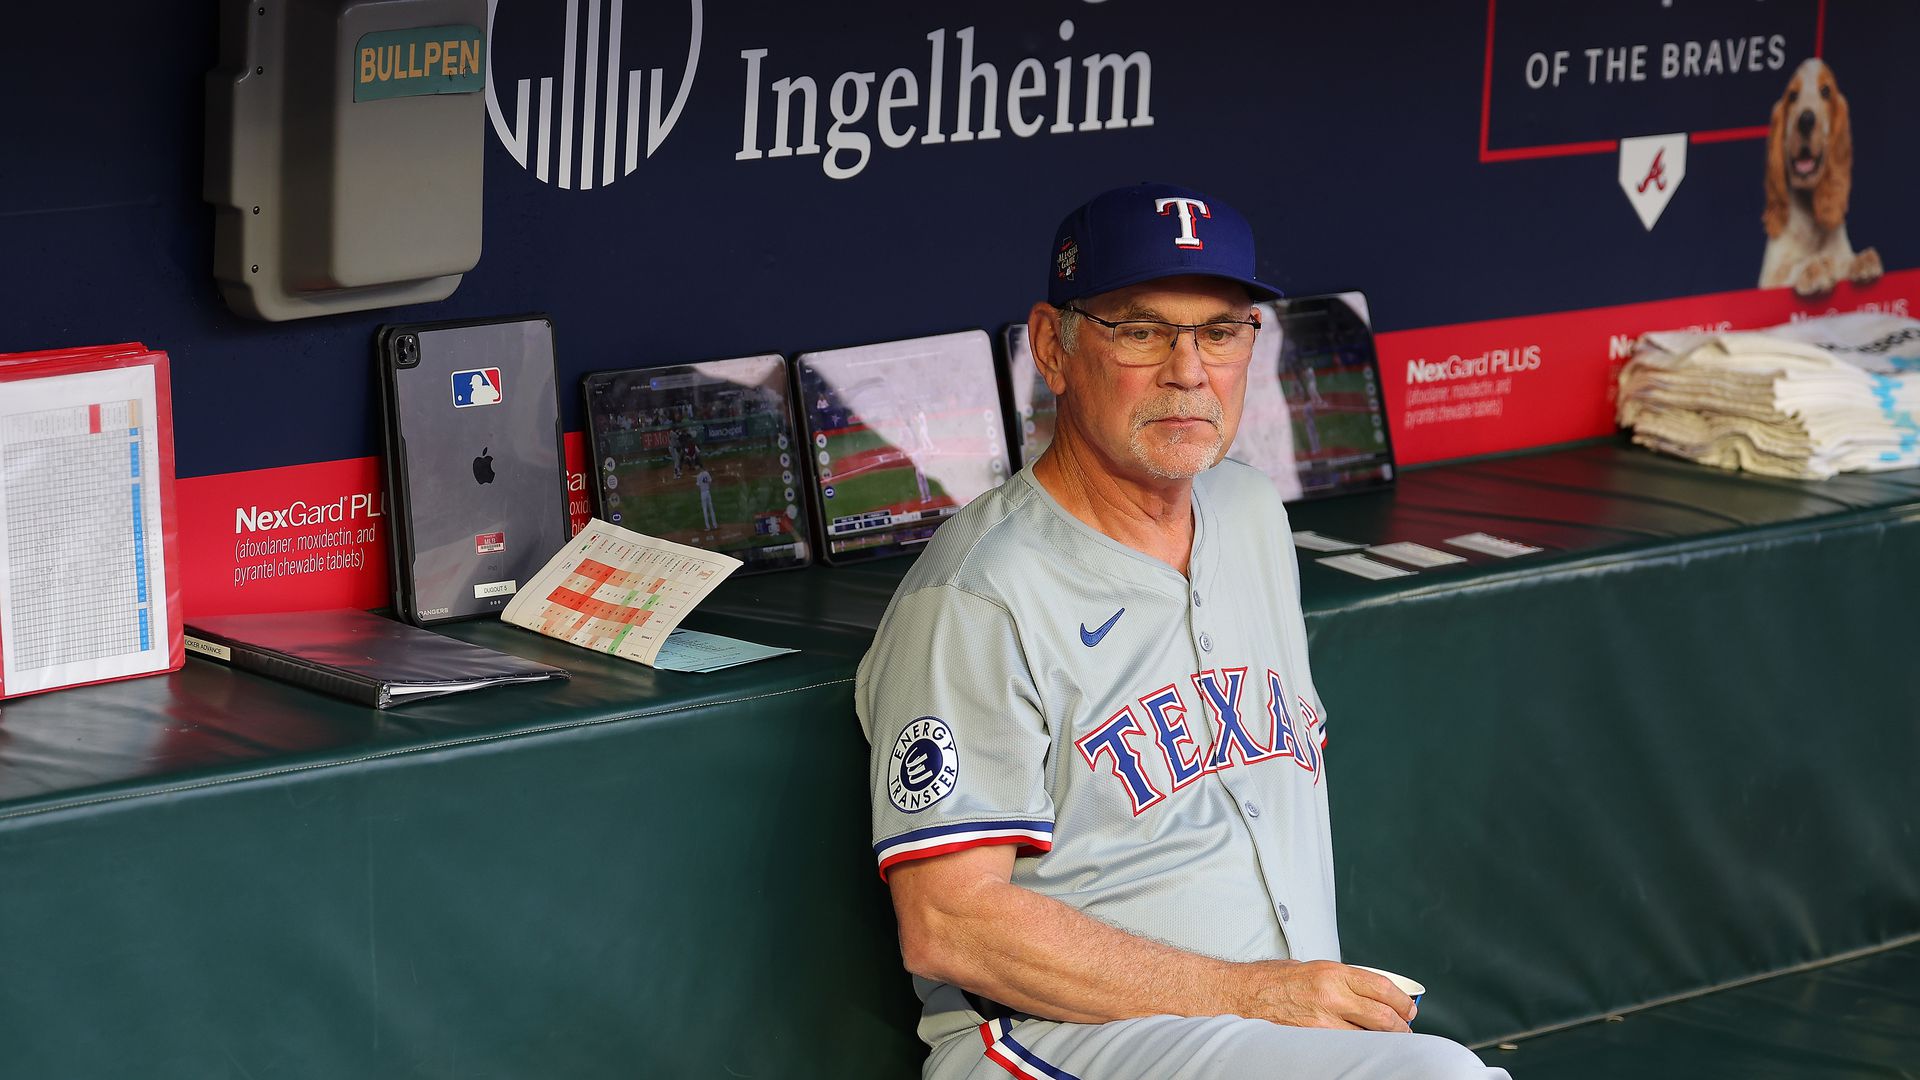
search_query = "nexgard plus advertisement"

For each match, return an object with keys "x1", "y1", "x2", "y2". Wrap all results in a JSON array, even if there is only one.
[{"x1": 4, "y1": 1, "x2": 1916, "y2": 614}]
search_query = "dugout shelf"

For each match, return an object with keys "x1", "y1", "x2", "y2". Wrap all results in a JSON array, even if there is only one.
[{"x1": 1, "y1": 440, "x2": 1916, "y2": 1077}]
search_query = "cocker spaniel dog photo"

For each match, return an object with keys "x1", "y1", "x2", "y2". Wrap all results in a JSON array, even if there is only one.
[{"x1": 1760, "y1": 57, "x2": 1882, "y2": 296}]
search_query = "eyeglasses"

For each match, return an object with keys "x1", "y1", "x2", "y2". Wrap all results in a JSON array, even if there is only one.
[{"x1": 1059, "y1": 304, "x2": 1261, "y2": 366}]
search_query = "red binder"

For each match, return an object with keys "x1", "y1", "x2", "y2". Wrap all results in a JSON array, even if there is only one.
[{"x1": 0, "y1": 343, "x2": 184, "y2": 699}]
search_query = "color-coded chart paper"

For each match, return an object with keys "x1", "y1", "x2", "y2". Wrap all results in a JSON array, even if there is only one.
[
  {"x1": 501, "y1": 518, "x2": 744, "y2": 667},
  {"x1": 0, "y1": 364, "x2": 172, "y2": 696}
]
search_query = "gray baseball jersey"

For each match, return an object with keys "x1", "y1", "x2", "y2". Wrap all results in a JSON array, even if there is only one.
[{"x1": 857, "y1": 459, "x2": 1338, "y2": 1057}]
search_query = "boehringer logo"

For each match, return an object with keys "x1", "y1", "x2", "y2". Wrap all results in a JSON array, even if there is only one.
[{"x1": 485, "y1": 0, "x2": 703, "y2": 191}]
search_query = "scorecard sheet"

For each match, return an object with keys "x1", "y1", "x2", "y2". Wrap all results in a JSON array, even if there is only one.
[
  {"x1": 0, "y1": 363, "x2": 173, "y2": 696},
  {"x1": 501, "y1": 517, "x2": 743, "y2": 666}
]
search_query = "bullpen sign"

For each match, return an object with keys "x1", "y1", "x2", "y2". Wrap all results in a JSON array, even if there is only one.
[{"x1": 356, "y1": 25, "x2": 485, "y2": 102}]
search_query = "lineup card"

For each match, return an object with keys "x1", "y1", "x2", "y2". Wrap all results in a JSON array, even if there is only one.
[
  {"x1": 501, "y1": 517, "x2": 742, "y2": 666},
  {"x1": 0, "y1": 365, "x2": 171, "y2": 696}
]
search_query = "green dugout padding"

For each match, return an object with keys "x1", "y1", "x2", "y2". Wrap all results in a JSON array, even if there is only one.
[
  {"x1": 1477, "y1": 940, "x2": 1920, "y2": 1079},
  {"x1": 1306, "y1": 499, "x2": 1920, "y2": 1042},
  {"x1": 1307, "y1": 447, "x2": 1920, "y2": 1046},
  {"x1": 1, "y1": 443, "x2": 1917, "y2": 1077},
  {"x1": 0, "y1": 615, "x2": 923, "y2": 1078},
  {"x1": 710, "y1": 444, "x2": 1920, "y2": 1048}
]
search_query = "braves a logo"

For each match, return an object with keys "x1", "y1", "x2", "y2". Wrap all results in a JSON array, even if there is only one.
[
  {"x1": 889, "y1": 716, "x2": 959, "y2": 812},
  {"x1": 1075, "y1": 667, "x2": 1323, "y2": 815},
  {"x1": 1155, "y1": 196, "x2": 1210, "y2": 249},
  {"x1": 1637, "y1": 148, "x2": 1668, "y2": 194}
]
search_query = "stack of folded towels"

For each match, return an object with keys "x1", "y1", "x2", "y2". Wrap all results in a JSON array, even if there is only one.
[{"x1": 1617, "y1": 313, "x2": 1920, "y2": 479}]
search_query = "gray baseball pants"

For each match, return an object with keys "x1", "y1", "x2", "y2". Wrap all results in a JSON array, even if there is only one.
[{"x1": 925, "y1": 1013, "x2": 1514, "y2": 1080}]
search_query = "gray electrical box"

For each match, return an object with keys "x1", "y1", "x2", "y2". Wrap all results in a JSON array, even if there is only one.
[{"x1": 207, "y1": 0, "x2": 488, "y2": 321}]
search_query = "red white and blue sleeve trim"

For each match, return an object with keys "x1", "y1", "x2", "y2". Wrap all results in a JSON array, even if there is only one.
[
  {"x1": 980, "y1": 1018, "x2": 1081, "y2": 1080},
  {"x1": 874, "y1": 819, "x2": 1053, "y2": 879}
]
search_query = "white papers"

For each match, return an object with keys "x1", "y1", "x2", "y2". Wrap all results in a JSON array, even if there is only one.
[
  {"x1": 1367, "y1": 542, "x2": 1467, "y2": 568},
  {"x1": 1292, "y1": 530, "x2": 1365, "y2": 552},
  {"x1": 1311, "y1": 532, "x2": 1542, "y2": 579},
  {"x1": 1317, "y1": 553, "x2": 1414, "y2": 580},
  {"x1": 1619, "y1": 313, "x2": 1920, "y2": 478},
  {"x1": 1444, "y1": 532, "x2": 1543, "y2": 558},
  {"x1": 0, "y1": 365, "x2": 171, "y2": 696},
  {"x1": 652, "y1": 628, "x2": 797, "y2": 673},
  {"x1": 502, "y1": 518, "x2": 742, "y2": 667}
]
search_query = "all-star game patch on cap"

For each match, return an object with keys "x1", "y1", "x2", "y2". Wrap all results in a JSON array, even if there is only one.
[{"x1": 1048, "y1": 182, "x2": 1282, "y2": 307}]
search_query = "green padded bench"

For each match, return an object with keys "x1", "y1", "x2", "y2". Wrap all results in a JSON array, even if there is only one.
[
  {"x1": 712, "y1": 441, "x2": 1920, "y2": 1073},
  {"x1": 0, "y1": 611, "x2": 925, "y2": 1078},
  {"x1": 2, "y1": 440, "x2": 1917, "y2": 1078},
  {"x1": 1287, "y1": 443, "x2": 1920, "y2": 1055}
]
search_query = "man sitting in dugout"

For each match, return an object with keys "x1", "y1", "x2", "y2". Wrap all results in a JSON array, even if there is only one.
[{"x1": 857, "y1": 182, "x2": 1511, "y2": 1080}]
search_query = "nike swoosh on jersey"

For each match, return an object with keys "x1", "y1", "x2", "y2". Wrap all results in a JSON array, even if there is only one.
[{"x1": 1079, "y1": 608, "x2": 1125, "y2": 647}]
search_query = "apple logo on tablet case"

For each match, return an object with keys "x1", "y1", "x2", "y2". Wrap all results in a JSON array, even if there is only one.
[{"x1": 473, "y1": 448, "x2": 495, "y2": 484}]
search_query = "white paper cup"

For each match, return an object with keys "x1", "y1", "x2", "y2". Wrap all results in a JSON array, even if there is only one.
[{"x1": 1353, "y1": 965, "x2": 1425, "y2": 1006}]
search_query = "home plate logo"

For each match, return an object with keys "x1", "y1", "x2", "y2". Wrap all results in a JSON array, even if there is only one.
[{"x1": 1618, "y1": 134, "x2": 1687, "y2": 231}]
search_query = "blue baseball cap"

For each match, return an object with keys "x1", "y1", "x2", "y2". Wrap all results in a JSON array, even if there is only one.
[{"x1": 1048, "y1": 182, "x2": 1282, "y2": 307}]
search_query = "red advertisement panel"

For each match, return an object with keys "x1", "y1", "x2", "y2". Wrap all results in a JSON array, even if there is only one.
[
  {"x1": 564, "y1": 429, "x2": 592, "y2": 536},
  {"x1": 177, "y1": 437, "x2": 596, "y2": 618},
  {"x1": 175, "y1": 456, "x2": 390, "y2": 617},
  {"x1": 1379, "y1": 270, "x2": 1919, "y2": 464}
]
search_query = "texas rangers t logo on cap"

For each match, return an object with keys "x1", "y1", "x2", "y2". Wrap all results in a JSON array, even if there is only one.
[
  {"x1": 1045, "y1": 182, "x2": 1281, "y2": 307},
  {"x1": 1155, "y1": 196, "x2": 1211, "y2": 249}
]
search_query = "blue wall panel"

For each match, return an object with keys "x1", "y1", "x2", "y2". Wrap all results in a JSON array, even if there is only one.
[{"x1": 2, "y1": 1, "x2": 1915, "y2": 477}]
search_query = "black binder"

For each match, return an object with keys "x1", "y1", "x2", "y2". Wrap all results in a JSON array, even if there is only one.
[{"x1": 183, "y1": 610, "x2": 567, "y2": 708}]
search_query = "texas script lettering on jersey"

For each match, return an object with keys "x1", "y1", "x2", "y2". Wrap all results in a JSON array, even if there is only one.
[{"x1": 1074, "y1": 667, "x2": 1324, "y2": 815}]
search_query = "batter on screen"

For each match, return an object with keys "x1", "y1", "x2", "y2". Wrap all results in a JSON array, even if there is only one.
[{"x1": 856, "y1": 183, "x2": 1511, "y2": 1080}]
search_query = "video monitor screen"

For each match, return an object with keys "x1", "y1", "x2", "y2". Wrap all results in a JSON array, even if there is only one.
[
  {"x1": 1000, "y1": 324, "x2": 1055, "y2": 470},
  {"x1": 996, "y1": 291, "x2": 1394, "y2": 500},
  {"x1": 1264, "y1": 292, "x2": 1395, "y2": 499},
  {"x1": 794, "y1": 330, "x2": 1011, "y2": 564},
  {"x1": 583, "y1": 354, "x2": 810, "y2": 574}
]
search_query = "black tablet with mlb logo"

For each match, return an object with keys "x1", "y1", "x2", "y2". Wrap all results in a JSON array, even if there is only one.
[{"x1": 377, "y1": 314, "x2": 570, "y2": 625}]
